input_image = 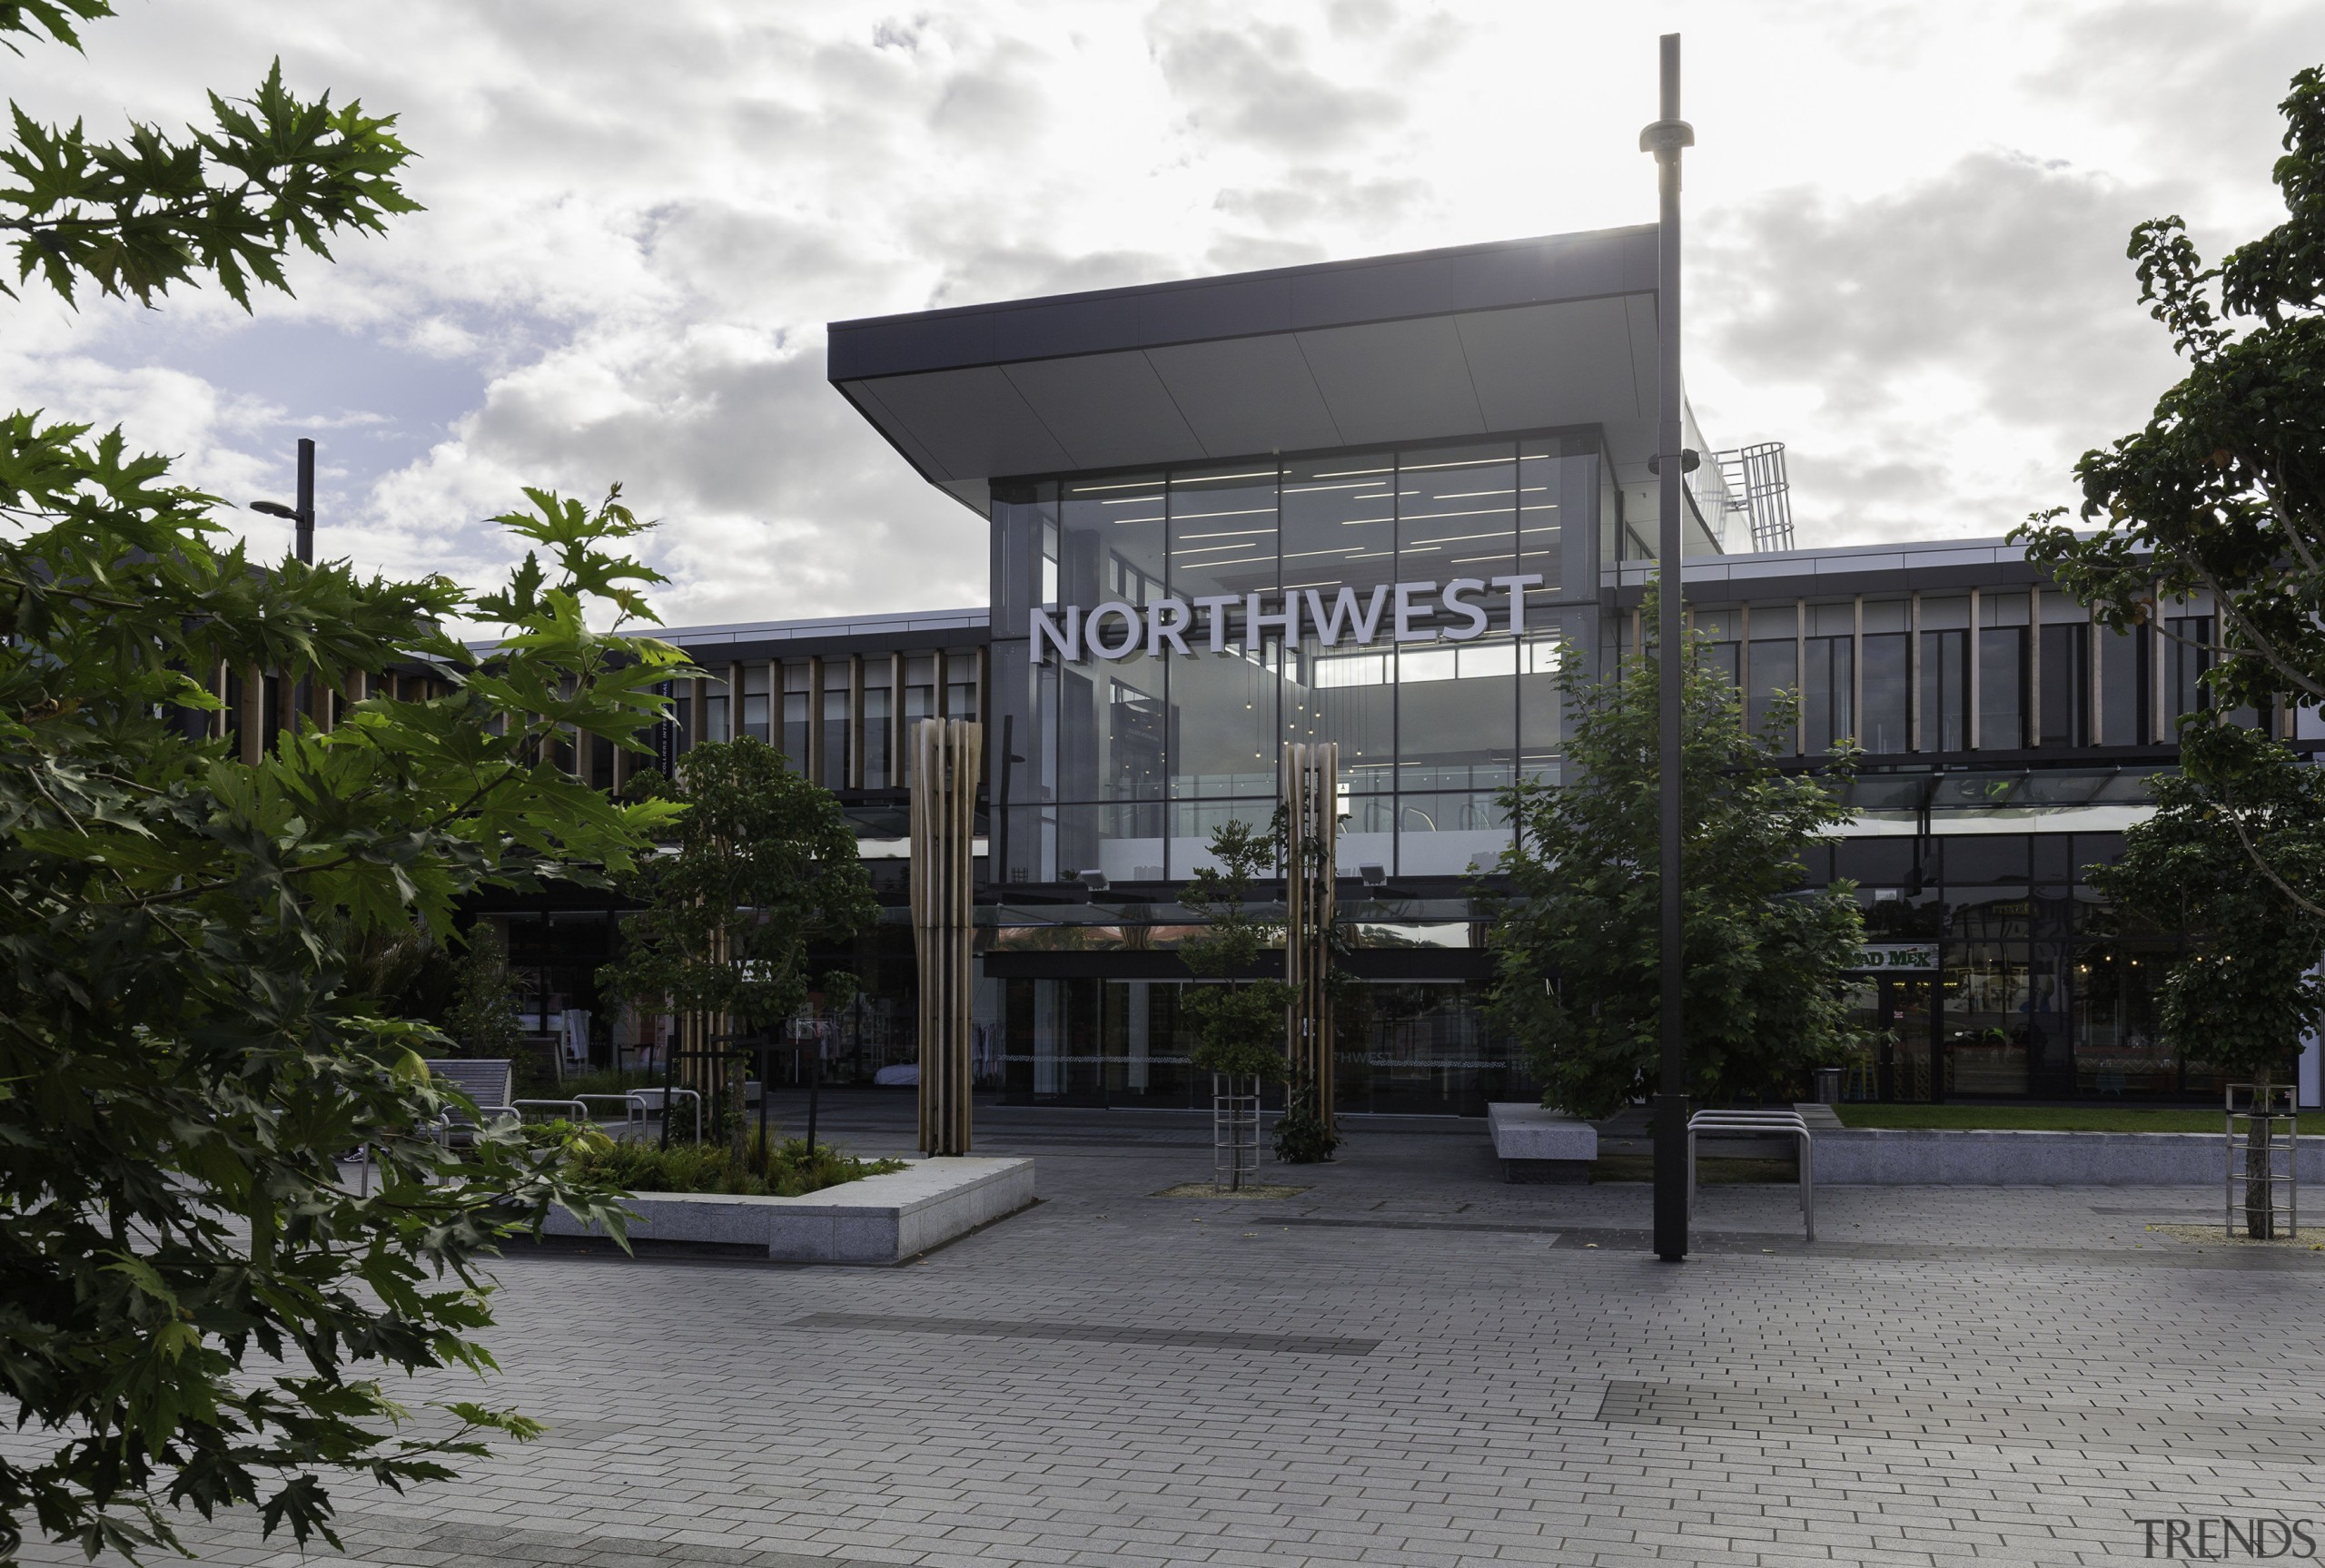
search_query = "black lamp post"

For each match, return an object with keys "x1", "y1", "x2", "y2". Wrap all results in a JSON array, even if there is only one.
[
  {"x1": 1640, "y1": 35, "x2": 1695, "y2": 1263},
  {"x1": 248, "y1": 437, "x2": 316, "y2": 564}
]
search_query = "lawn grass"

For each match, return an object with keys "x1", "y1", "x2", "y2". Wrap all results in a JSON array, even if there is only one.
[{"x1": 1835, "y1": 1103, "x2": 2221, "y2": 1133}]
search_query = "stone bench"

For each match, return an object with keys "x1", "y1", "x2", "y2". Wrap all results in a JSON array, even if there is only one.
[{"x1": 1487, "y1": 1104, "x2": 1598, "y2": 1184}]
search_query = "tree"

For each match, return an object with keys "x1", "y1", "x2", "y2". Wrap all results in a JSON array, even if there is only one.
[
  {"x1": 2086, "y1": 725, "x2": 2325, "y2": 1235},
  {"x1": 2012, "y1": 64, "x2": 2325, "y2": 1222},
  {"x1": 0, "y1": 8, "x2": 688, "y2": 1559},
  {"x1": 441, "y1": 921, "x2": 523, "y2": 1060},
  {"x1": 597, "y1": 738, "x2": 876, "y2": 1160},
  {"x1": 1177, "y1": 818, "x2": 1296, "y2": 1082},
  {"x1": 1487, "y1": 595, "x2": 1865, "y2": 1119},
  {"x1": 2016, "y1": 66, "x2": 2325, "y2": 724}
]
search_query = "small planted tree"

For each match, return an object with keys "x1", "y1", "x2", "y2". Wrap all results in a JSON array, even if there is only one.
[
  {"x1": 442, "y1": 921, "x2": 524, "y2": 1060},
  {"x1": 1179, "y1": 819, "x2": 1294, "y2": 1187},
  {"x1": 2087, "y1": 722, "x2": 2325, "y2": 1236},
  {"x1": 1488, "y1": 593, "x2": 1865, "y2": 1119},
  {"x1": 599, "y1": 738, "x2": 876, "y2": 1161}
]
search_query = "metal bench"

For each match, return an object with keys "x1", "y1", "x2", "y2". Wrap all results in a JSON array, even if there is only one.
[{"x1": 1687, "y1": 1108, "x2": 1815, "y2": 1242}]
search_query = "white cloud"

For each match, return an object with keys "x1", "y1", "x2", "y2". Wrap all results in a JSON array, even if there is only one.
[{"x1": 0, "y1": 0, "x2": 2318, "y2": 627}]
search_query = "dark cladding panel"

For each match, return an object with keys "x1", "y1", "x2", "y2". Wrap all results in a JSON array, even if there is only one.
[
  {"x1": 1456, "y1": 298, "x2": 1640, "y2": 434},
  {"x1": 1288, "y1": 253, "x2": 1456, "y2": 331},
  {"x1": 1134, "y1": 274, "x2": 1295, "y2": 345},
  {"x1": 1145, "y1": 336, "x2": 1342, "y2": 457},
  {"x1": 861, "y1": 366, "x2": 1072, "y2": 479},
  {"x1": 992, "y1": 293, "x2": 1148, "y2": 364},
  {"x1": 1296, "y1": 319, "x2": 1487, "y2": 447},
  {"x1": 1002, "y1": 354, "x2": 1206, "y2": 471}
]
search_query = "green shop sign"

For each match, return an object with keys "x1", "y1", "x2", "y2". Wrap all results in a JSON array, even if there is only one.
[{"x1": 1849, "y1": 943, "x2": 1937, "y2": 972}]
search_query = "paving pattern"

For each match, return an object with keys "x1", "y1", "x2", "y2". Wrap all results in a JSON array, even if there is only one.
[{"x1": 14, "y1": 1098, "x2": 2325, "y2": 1567}]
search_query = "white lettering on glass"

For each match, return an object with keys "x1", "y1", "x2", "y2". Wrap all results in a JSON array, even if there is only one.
[
  {"x1": 1304, "y1": 585, "x2": 1389, "y2": 646},
  {"x1": 1393, "y1": 581, "x2": 1439, "y2": 644},
  {"x1": 1146, "y1": 597, "x2": 1192, "y2": 658},
  {"x1": 1085, "y1": 601, "x2": 1143, "y2": 660},
  {"x1": 1030, "y1": 606, "x2": 1081, "y2": 665},
  {"x1": 1440, "y1": 578, "x2": 1489, "y2": 641},
  {"x1": 1245, "y1": 591, "x2": 1298, "y2": 653}
]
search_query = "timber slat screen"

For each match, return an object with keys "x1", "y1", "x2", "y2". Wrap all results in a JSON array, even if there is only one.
[{"x1": 911, "y1": 716, "x2": 982, "y2": 1155}]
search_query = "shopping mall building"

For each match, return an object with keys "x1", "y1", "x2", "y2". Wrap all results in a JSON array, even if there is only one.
[{"x1": 495, "y1": 224, "x2": 2325, "y2": 1112}]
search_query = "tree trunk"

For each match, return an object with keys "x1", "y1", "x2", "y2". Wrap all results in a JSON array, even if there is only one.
[{"x1": 2246, "y1": 1071, "x2": 2277, "y2": 1240}]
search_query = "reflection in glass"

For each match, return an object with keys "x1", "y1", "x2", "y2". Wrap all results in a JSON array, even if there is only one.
[
  {"x1": 1979, "y1": 626, "x2": 2025, "y2": 749},
  {"x1": 1398, "y1": 639, "x2": 1516, "y2": 791},
  {"x1": 1805, "y1": 635, "x2": 1854, "y2": 754},
  {"x1": 1920, "y1": 628, "x2": 1968, "y2": 751},
  {"x1": 2040, "y1": 623, "x2": 2088, "y2": 747},
  {"x1": 2097, "y1": 625, "x2": 2145, "y2": 745},
  {"x1": 1861, "y1": 632, "x2": 1908, "y2": 754},
  {"x1": 1748, "y1": 636, "x2": 1797, "y2": 744}
]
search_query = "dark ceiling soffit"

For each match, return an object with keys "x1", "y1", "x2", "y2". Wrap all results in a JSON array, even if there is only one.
[{"x1": 827, "y1": 226, "x2": 1659, "y2": 383}]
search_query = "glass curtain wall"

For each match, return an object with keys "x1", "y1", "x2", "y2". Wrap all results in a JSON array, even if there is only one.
[{"x1": 989, "y1": 434, "x2": 1603, "y2": 881}]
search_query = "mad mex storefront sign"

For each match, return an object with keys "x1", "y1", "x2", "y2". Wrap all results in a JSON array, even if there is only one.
[{"x1": 1030, "y1": 576, "x2": 1548, "y2": 664}]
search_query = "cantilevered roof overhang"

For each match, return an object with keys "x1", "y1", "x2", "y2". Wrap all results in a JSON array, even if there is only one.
[{"x1": 827, "y1": 226, "x2": 1664, "y2": 514}]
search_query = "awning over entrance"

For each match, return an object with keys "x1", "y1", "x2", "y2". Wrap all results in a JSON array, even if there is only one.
[{"x1": 827, "y1": 227, "x2": 1665, "y2": 514}]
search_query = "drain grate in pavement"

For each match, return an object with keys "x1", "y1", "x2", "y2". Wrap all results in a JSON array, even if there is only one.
[
  {"x1": 1598, "y1": 1379, "x2": 2325, "y2": 1464},
  {"x1": 786, "y1": 1311, "x2": 1378, "y2": 1356}
]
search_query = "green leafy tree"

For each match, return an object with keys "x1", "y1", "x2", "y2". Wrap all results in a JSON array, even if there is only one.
[
  {"x1": 0, "y1": 8, "x2": 691, "y2": 1560},
  {"x1": 1178, "y1": 819, "x2": 1295, "y2": 1084},
  {"x1": 2017, "y1": 66, "x2": 2325, "y2": 724},
  {"x1": 2012, "y1": 64, "x2": 2325, "y2": 1224},
  {"x1": 442, "y1": 921, "x2": 523, "y2": 1060},
  {"x1": 1488, "y1": 593, "x2": 1865, "y2": 1119},
  {"x1": 597, "y1": 738, "x2": 876, "y2": 1160},
  {"x1": 2086, "y1": 725, "x2": 2325, "y2": 1235}
]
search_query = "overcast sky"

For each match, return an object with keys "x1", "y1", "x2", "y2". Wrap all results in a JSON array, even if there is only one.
[{"x1": 5, "y1": 0, "x2": 2320, "y2": 628}]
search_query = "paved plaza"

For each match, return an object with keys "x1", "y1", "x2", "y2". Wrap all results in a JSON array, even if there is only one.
[{"x1": 21, "y1": 1100, "x2": 2325, "y2": 1567}]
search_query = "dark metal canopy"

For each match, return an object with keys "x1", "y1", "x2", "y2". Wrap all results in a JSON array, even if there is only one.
[{"x1": 827, "y1": 226, "x2": 1664, "y2": 512}]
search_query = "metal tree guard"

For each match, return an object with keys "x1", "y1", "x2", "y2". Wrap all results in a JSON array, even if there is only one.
[
  {"x1": 911, "y1": 716, "x2": 982, "y2": 1156},
  {"x1": 1283, "y1": 742, "x2": 1339, "y2": 1135}
]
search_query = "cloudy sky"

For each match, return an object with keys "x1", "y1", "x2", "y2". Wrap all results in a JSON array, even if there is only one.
[{"x1": 5, "y1": 0, "x2": 2320, "y2": 628}]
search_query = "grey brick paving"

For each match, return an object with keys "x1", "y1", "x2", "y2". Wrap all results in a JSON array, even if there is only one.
[{"x1": 14, "y1": 1100, "x2": 2325, "y2": 1566}]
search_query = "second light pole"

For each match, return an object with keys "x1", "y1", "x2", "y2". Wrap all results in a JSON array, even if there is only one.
[{"x1": 1641, "y1": 34, "x2": 1694, "y2": 1263}]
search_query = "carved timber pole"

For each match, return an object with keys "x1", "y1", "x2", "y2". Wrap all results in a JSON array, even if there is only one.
[
  {"x1": 911, "y1": 716, "x2": 982, "y2": 1155},
  {"x1": 1282, "y1": 741, "x2": 1338, "y2": 1134}
]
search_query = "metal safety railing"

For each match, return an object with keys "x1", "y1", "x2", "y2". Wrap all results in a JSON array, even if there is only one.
[{"x1": 1687, "y1": 1108, "x2": 1815, "y2": 1241}]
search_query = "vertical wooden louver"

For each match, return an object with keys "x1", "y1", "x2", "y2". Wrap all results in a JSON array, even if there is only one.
[
  {"x1": 911, "y1": 716, "x2": 982, "y2": 1156},
  {"x1": 1283, "y1": 741, "x2": 1338, "y2": 1134}
]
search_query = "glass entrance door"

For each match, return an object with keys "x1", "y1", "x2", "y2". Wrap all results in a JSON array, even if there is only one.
[{"x1": 1878, "y1": 978, "x2": 1934, "y2": 1102}]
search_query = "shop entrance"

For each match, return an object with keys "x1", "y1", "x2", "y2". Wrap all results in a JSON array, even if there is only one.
[{"x1": 1845, "y1": 974, "x2": 1936, "y2": 1102}]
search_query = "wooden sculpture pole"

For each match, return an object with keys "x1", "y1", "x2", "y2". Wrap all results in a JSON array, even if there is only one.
[
  {"x1": 911, "y1": 716, "x2": 982, "y2": 1155},
  {"x1": 1282, "y1": 742, "x2": 1339, "y2": 1133}
]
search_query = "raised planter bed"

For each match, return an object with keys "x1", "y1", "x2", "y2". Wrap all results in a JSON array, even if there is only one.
[
  {"x1": 541, "y1": 1156, "x2": 1034, "y2": 1262},
  {"x1": 1487, "y1": 1103, "x2": 1597, "y2": 1183},
  {"x1": 1816, "y1": 1129, "x2": 2325, "y2": 1186}
]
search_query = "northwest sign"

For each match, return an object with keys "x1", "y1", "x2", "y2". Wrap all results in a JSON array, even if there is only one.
[{"x1": 1031, "y1": 576, "x2": 1545, "y2": 664}]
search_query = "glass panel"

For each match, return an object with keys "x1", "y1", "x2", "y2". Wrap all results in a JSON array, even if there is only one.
[
  {"x1": 819, "y1": 686, "x2": 848, "y2": 791},
  {"x1": 2096, "y1": 625, "x2": 2145, "y2": 745},
  {"x1": 1285, "y1": 641, "x2": 1392, "y2": 792},
  {"x1": 740, "y1": 665, "x2": 769, "y2": 744},
  {"x1": 1861, "y1": 632, "x2": 1908, "y2": 754},
  {"x1": 1920, "y1": 628, "x2": 1968, "y2": 752},
  {"x1": 1398, "y1": 442, "x2": 1515, "y2": 642},
  {"x1": 860, "y1": 685, "x2": 892, "y2": 788},
  {"x1": 2166, "y1": 615, "x2": 2211, "y2": 730},
  {"x1": 1804, "y1": 635, "x2": 1853, "y2": 754},
  {"x1": 1280, "y1": 451, "x2": 1391, "y2": 601},
  {"x1": 1747, "y1": 636, "x2": 1797, "y2": 744},
  {"x1": 1057, "y1": 477, "x2": 1166, "y2": 805},
  {"x1": 703, "y1": 676, "x2": 728, "y2": 745},
  {"x1": 1518, "y1": 634, "x2": 1571, "y2": 784},
  {"x1": 1398, "y1": 638, "x2": 1516, "y2": 791},
  {"x1": 1169, "y1": 465, "x2": 1281, "y2": 799},
  {"x1": 1979, "y1": 626, "x2": 2025, "y2": 749},
  {"x1": 1395, "y1": 790, "x2": 1509, "y2": 875},
  {"x1": 1517, "y1": 439, "x2": 1588, "y2": 606},
  {"x1": 782, "y1": 691, "x2": 808, "y2": 773},
  {"x1": 2039, "y1": 623, "x2": 2087, "y2": 747}
]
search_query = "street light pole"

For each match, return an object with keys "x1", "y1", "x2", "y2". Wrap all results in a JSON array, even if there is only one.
[
  {"x1": 293, "y1": 436, "x2": 314, "y2": 565},
  {"x1": 1641, "y1": 34, "x2": 1695, "y2": 1264}
]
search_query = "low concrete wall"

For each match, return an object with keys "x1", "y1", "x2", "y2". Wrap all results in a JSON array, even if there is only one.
[
  {"x1": 1816, "y1": 1129, "x2": 2325, "y2": 1187},
  {"x1": 1488, "y1": 1104, "x2": 1596, "y2": 1184},
  {"x1": 542, "y1": 1156, "x2": 1035, "y2": 1262}
]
